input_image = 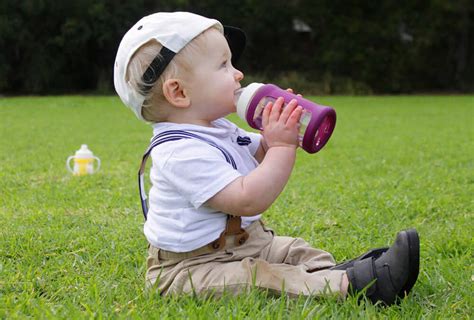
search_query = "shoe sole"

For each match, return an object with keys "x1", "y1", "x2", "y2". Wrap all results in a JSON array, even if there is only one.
[{"x1": 400, "y1": 228, "x2": 420, "y2": 297}]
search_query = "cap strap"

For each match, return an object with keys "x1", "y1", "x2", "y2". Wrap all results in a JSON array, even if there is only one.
[{"x1": 140, "y1": 46, "x2": 176, "y2": 93}]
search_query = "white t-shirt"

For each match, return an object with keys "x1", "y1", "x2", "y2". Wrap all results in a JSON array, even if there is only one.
[{"x1": 143, "y1": 118, "x2": 263, "y2": 252}]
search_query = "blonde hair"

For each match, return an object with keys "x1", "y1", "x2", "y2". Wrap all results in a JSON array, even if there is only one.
[{"x1": 126, "y1": 27, "x2": 219, "y2": 122}]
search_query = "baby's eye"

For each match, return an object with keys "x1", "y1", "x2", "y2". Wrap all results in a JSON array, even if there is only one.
[{"x1": 221, "y1": 60, "x2": 228, "y2": 68}]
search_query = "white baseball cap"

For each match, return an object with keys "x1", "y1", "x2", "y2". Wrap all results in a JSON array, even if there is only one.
[{"x1": 113, "y1": 11, "x2": 246, "y2": 121}]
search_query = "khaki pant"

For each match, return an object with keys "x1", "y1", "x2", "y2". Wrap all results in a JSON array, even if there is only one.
[{"x1": 146, "y1": 221, "x2": 346, "y2": 297}]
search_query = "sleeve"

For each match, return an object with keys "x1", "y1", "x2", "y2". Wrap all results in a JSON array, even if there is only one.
[{"x1": 153, "y1": 139, "x2": 242, "y2": 209}]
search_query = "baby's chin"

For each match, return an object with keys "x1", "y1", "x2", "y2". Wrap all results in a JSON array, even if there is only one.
[{"x1": 222, "y1": 103, "x2": 237, "y2": 115}]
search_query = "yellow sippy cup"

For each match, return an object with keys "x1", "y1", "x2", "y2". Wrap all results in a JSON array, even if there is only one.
[{"x1": 66, "y1": 144, "x2": 101, "y2": 176}]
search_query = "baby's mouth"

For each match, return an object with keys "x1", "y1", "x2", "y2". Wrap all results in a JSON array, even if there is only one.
[{"x1": 233, "y1": 88, "x2": 243, "y2": 107}]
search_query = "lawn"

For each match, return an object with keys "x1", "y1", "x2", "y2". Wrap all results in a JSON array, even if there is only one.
[{"x1": 0, "y1": 95, "x2": 472, "y2": 318}]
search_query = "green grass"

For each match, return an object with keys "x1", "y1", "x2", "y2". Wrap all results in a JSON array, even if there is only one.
[{"x1": 1, "y1": 95, "x2": 472, "y2": 318}]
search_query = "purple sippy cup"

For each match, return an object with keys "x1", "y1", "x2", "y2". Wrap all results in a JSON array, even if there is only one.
[{"x1": 235, "y1": 83, "x2": 336, "y2": 153}]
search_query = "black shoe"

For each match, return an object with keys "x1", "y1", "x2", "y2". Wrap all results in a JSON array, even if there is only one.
[
  {"x1": 331, "y1": 247, "x2": 389, "y2": 270},
  {"x1": 346, "y1": 229, "x2": 420, "y2": 305}
]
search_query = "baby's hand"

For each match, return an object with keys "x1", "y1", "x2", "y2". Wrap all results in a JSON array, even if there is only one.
[
  {"x1": 261, "y1": 97, "x2": 303, "y2": 149},
  {"x1": 286, "y1": 88, "x2": 303, "y2": 97}
]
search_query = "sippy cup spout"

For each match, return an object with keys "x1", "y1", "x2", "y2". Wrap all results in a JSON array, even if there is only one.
[
  {"x1": 235, "y1": 83, "x2": 265, "y2": 120},
  {"x1": 77, "y1": 144, "x2": 93, "y2": 157}
]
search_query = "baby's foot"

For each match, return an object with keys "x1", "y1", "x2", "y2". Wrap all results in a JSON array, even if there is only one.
[{"x1": 346, "y1": 229, "x2": 420, "y2": 305}]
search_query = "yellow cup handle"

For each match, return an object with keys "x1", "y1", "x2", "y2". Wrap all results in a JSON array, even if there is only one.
[
  {"x1": 93, "y1": 156, "x2": 101, "y2": 173},
  {"x1": 66, "y1": 156, "x2": 75, "y2": 173}
]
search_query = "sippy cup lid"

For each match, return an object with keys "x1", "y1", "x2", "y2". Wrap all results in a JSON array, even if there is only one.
[
  {"x1": 74, "y1": 144, "x2": 94, "y2": 159},
  {"x1": 236, "y1": 82, "x2": 265, "y2": 121}
]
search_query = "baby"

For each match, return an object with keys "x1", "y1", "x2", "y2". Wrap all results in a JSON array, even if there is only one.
[{"x1": 114, "y1": 12, "x2": 419, "y2": 305}]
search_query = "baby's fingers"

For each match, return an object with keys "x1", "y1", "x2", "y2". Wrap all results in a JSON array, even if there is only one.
[
  {"x1": 269, "y1": 97, "x2": 284, "y2": 123},
  {"x1": 279, "y1": 99, "x2": 298, "y2": 122},
  {"x1": 286, "y1": 88, "x2": 302, "y2": 97},
  {"x1": 262, "y1": 101, "x2": 273, "y2": 128},
  {"x1": 286, "y1": 106, "x2": 303, "y2": 127}
]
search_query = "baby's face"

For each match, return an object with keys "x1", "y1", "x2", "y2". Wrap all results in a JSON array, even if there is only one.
[{"x1": 185, "y1": 28, "x2": 244, "y2": 122}]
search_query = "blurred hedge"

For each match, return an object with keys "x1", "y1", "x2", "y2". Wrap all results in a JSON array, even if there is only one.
[{"x1": 0, "y1": 0, "x2": 472, "y2": 94}]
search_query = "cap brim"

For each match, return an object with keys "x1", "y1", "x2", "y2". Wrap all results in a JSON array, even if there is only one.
[{"x1": 224, "y1": 26, "x2": 246, "y2": 66}]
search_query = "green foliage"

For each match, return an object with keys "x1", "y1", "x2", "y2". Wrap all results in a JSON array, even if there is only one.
[
  {"x1": 0, "y1": 95, "x2": 472, "y2": 318},
  {"x1": 0, "y1": 0, "x2": 472, "y2": 94}
]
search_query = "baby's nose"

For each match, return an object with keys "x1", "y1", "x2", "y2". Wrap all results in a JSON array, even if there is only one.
[{"x1": 234, "y1": 69, "x2": 244, "y2": 81}]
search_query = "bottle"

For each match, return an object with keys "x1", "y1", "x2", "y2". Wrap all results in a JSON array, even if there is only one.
[
  {"x1": 235, "y1": 83, "x2": 336, "y2": 153},
  {"x1": 66, "y1": 144, "x2": 101, "y2": 176}
]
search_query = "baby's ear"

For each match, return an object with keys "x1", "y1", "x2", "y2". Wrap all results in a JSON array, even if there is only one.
[{"x1": 162, "y1": 79, "x2": 190, "y2": 108}]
